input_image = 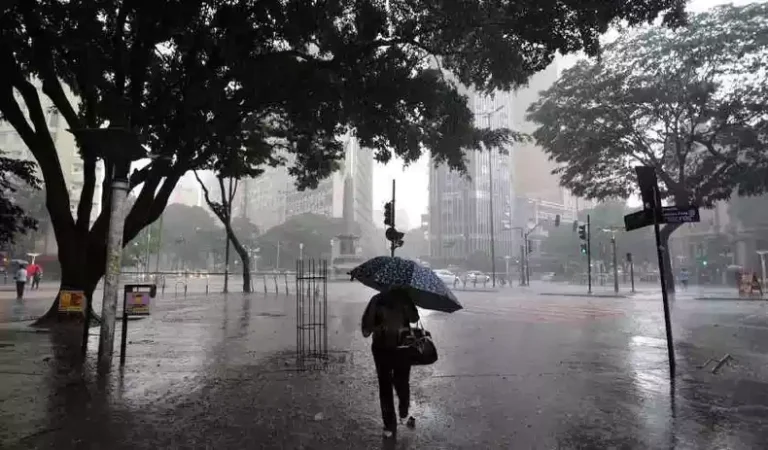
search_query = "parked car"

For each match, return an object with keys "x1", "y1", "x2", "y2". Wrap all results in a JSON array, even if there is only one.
[
  {"x1": 434, "y1": 269, "x2": 458, "y2": 285},
  {"x1": 540, "y1": 272, "x2": 556, "y2": 282},
  {"x1": 465, "y1": 270, "x2": 491, "y2": 283}
]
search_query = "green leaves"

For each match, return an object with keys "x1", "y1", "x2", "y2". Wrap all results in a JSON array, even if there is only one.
[
  {"x1": 0, "y1": 151, "x2": 41, "y2": 246},
  {"x1": 528, "y1": 3, "x2": 768, "y2": 207}
]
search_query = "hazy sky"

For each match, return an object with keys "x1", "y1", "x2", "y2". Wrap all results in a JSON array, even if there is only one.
[{"x1": 371, "y1": 0, "x2": 761, "y2": 221}]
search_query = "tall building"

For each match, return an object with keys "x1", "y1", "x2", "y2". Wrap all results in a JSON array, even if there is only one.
[
  {"x1": 234, "y1": 131, "x2": 376, "y2": 247},
  {"x1": 428, "y1": 87, "x2": 516, "y2": 264},
  {"x1": 428, "y1": 59, "x2": 594, "y2": 266},
  {"x1": 0, "y1": 82, "x2": 104, "y2": 254}
]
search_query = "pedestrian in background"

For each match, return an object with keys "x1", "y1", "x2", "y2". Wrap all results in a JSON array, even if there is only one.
[
  {"x1": 14, "y1": 263, "x2": 28, "y2": 299},
  {"x1": 362, "y1": 288, "x2": 418, "y2": 439}
]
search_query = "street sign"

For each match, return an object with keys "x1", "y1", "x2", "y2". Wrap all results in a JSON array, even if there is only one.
[
  {"x1": 59, "y1": 290, "x2": 85, "y2": 313},
  {"x1": 624, "y1": 209, "x2": 652, "y2": 231},
  {"x1": 125, "y1": 291, "x2": 151, "y2": 316},
  {"x1": 661, "y1": 205, "x2": 700, "y2": 224}
]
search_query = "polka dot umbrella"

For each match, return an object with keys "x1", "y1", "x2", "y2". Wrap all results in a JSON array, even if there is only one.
[{"x1": 349, "y1": 256, "x2": 462, "y2": 313}]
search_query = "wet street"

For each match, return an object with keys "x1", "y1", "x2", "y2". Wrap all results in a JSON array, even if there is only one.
[{"x1": 2, "y1": 282, "x2": 768, "y2": 449}]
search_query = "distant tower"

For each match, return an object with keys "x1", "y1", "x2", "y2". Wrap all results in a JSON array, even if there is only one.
[{"x1": 332, "y1": 131, "x2": 365, "y2": 274}]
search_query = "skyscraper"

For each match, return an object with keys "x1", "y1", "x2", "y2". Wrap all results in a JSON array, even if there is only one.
[
  {"x1": 428, "y1": 88, "x2": 516, "y2": 264},
  {"x1": 234, "y1": 131, "x2": 375, "y2": 244}
]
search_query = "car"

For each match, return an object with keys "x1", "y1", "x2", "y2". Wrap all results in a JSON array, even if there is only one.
[
  {"x1": 433, "y1": 269, "x2": 458, "y2": 285},
  {"x1": 465, "y1": 271, "x2": 491, "y2": 283},
  {"x1": 540, "y1": 272, "x2": 556, "y2": 282}
]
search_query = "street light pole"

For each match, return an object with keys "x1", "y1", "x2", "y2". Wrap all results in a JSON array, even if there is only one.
[
  {"x1": 479, "y1": 105, "x2": 503, "y2": 287},
  {"x1": 612, "y1": 235, "x2": 619, "y2": 293},
  {"x1": 72, "y1": 128, "x2": 144, "y2": 372}
]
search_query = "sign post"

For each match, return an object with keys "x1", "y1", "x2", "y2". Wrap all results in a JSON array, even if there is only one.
[
  {"x1": 623, "y1": 166, "x2": 700, "y2": 380},
  {"x1": 120, "y1": 284, "x2": 156, "y2": 366},
  {"x1": 650, "y1": 184, "x2": 676, "y2": 378}
]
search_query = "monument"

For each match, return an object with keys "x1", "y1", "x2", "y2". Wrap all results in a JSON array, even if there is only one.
[{"x1": 332, "y1": 138, "x2": 366, "y2": 276}]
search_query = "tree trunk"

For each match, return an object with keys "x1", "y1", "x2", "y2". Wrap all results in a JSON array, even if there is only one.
[
  {"x1": 32, "y1": 254, "x2": 103, "y2": 327},
  {"x1": 659, "y1": 224, "x2": 681, "y2": 294},
  {"x1": 226, "y1": 226, "x2": 251, "y2": 293}
]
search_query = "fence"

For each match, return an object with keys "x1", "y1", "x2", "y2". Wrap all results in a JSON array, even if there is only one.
[
  {"x1": 118, "y1": 271, "x2": 299, "y2": 298},
  {"x1": 295, "y1": 259, "x2": 328, "y2": 370}
]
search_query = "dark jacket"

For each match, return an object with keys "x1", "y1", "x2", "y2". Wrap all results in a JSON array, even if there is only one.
[{"x1": 362, "y1": 290, "x2": 419, "y2": 349}]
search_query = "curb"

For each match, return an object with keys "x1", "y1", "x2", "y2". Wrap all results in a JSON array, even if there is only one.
[
  {"x1": 539, "y1": 292, "x2": 628, "y2": 299},
  {"x1": 694, "y1": 297, "x2": 766, "y2": 301}
]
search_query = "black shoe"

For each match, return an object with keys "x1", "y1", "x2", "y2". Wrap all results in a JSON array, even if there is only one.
[{"x1": 400, "y1": 416, "x2": 415, "y2": 428}]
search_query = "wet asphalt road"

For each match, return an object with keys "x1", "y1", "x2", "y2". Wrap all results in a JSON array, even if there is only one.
[{"x1": 2, "y1": 282, "x2": 768, "y2": 449}]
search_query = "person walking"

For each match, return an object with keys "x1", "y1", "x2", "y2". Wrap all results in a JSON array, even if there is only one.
[
  {"x1": 679, "y1": 267, "x2": 690, "y2": 290},
  {"x1": 14, "y1": 263, "x2": 28, "y2": 299},
  {"x1": 31, "y1": 264, "x2": 43, "y2": 290},
  {"x1": 362, "y1": 288, "x2": 419, "y2": 438}
]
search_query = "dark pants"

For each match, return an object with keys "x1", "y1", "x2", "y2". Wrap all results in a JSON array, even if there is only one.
[
  {"x1": 372, "y1": 347, "x2": 411, "y2": 431},
  {"x1": 32, "y1": 277, "x2": 40, "y2": 289},
  {"x1": 16, "y1": 282, "x2": 25, "y2": 299}
]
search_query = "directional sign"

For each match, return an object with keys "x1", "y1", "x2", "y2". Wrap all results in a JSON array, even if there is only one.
[
  {"x1": 661, "y1": 205, "x2": 700, "y2": 224},
  {"x1": 624, "y1": 209, "x2": 652, "y2": 231}
]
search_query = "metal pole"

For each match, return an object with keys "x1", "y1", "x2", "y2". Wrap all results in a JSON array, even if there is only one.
[
  {"x1": 144, "y1": 228, "x2": 151, "y2": 279},
  {"x1": 519, "y1": 245, "x2": 526, "y2": 286},
  {"x1": 630, "y1": 256, "x2": 636, "y2": 293},
  {"x1": 612, "y1": 236, "x2": 619, "y2": 293},
  {"x1": 223, "y1": 178, "x2": 233, "y2": 293},
  {"x1": 223, "y1": 233, "x2": 230, "y2": 293},
  {"x1": 97, "y1": 178, "x2": 129, "y2": 372},
  {"x1": 120, "y1": 287, "x2": 128, "y2": 366},
  {"x1": 276, "y1": 240, "x2": 281, "y2": 269},
  {"x1": 587, "y1": 214, "x2": 592, "y2": 294},
  {"x1": 652, "y1": 186, "x2": 676, "y2": 378},
  {"x1": 485, "y1": 114, "x2": 497, "y2": 287},
  {"x1": 154, "y1": 214, "x2": 163, "y2": 285},
  {"x1": 390, "y1": 180, "x2": 396, "y2": 257}
]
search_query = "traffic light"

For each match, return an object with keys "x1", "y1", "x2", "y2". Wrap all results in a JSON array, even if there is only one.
[
  {"x1": 527, "y1": 240, "x2": 534, "y2": 254},
  {"x1": 555, "y1": 214, "x2": 561, "y2": 227},
  {"x1": 578, "y1": 225, "x2": 587, "y2": 240},
  {"x1": 580, "y1": 243, "x2": 588, "y2": 254},
  {"x1": 385, "y1": 227, "x2": 405, "y2": 245},
  {"x1": 626, "y1": 252, "x2": 632, "y2": 263},
  {"x1": 383, "y1": 201, "x2": 394, "y2": 227}
]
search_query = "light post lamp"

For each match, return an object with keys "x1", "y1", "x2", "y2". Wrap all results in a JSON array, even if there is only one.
[
  {"x1": 72, "y1": 127, "x2": 144, "y2": 372},
  {"x1": 476, "y1": 104, "x2": 504, "y2": 288},
  {"x1": 299, "y1": 242, "x2": 304, "y2": 261},
  {"x1": 26, "y1": 252, "x2": 40, "y2": 264}
]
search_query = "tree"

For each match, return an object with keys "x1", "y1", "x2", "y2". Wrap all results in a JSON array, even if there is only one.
[
  {"x1": 0, "y1": 151, "x2": 40, "y2": 246},
  {"x1": 257, "y1": 213, "x2": 355, "y2": 269},
  {"x1": 527, "y1": 3, "x2": 768, "y2": 291},
  {"x1": 6, "y1": 182, "x2": 48, "y2": 253},
  {"x1": 540, "y1": 201, "x2": 655, "y2": 275},
  {"x1": 157, "y1": 203, "x2": 219, "y2": 270},
  {"x1": 1, "y1": 1, "x2": 686, "y2": 324}
]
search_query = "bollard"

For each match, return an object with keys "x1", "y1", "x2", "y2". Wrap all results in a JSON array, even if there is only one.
[
  {"x1": 263, "y1": 274, "x2": 268, "y2": 294},
  {"x1": 205, "y1": 278, "x2": 209, "y2": 295},
  {"x1": 184, "y1": 284, "x2": 188, "y2": 297},
  {"x1": 284, "y1": 273, "x2": 289, "y2": 295},
  {"x1": 273, "y1": 275, "x2": 279, "y2": 295}
]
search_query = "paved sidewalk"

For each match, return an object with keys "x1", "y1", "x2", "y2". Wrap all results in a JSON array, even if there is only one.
[{"x1": 2, "y1": 284, "x2": 768, "y2": 448}]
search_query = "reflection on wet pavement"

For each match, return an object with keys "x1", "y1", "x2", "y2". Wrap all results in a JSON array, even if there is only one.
[{"x1": 1, "y1": 283, "x2": 768, "y2": 448}]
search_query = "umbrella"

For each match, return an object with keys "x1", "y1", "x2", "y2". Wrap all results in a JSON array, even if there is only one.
[{"x1": 350, "y1": 256, "x2": 462, "y2": 313}]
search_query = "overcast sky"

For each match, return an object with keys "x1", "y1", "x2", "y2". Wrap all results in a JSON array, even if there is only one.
[{"x1": 371, "y1": 0, "x2": 763, "y2": 222}]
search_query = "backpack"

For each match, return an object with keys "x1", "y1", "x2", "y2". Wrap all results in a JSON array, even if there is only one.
[{"x1": 373, "y1": 300, "x2": 409, "y2": 349}]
